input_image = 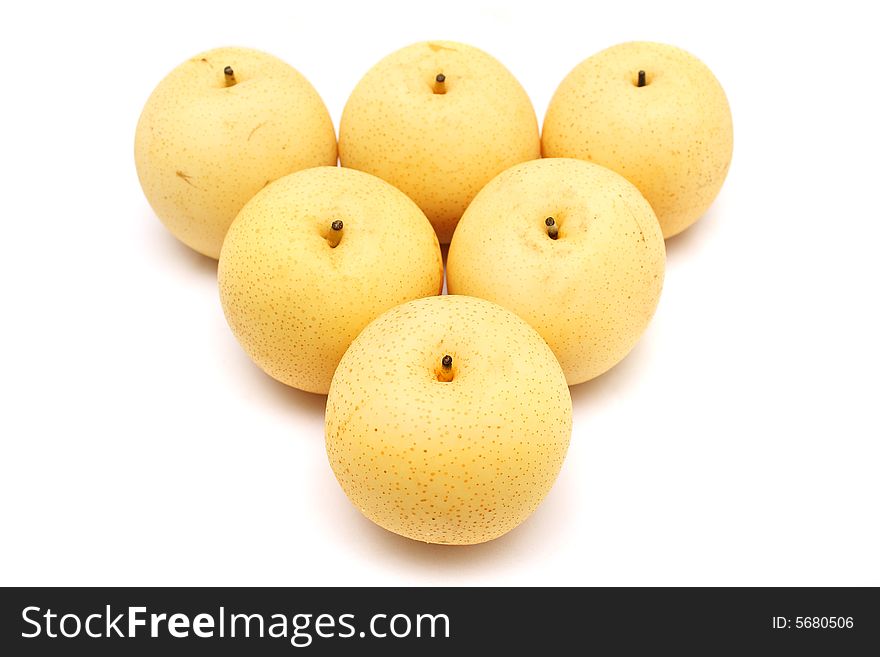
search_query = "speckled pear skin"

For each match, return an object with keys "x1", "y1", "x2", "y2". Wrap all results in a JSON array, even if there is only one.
[
  {"x1": 135, "y1": 47, "x2": 338, "y2": 259},
  {"x1": 541, "y1": 41, "x2": 733, "y2": 238},
  {"x1": 326, "y1": 295, "x2": 572, "y2": 545},
  {"x1": 218, "y1": 167, "x2": 443, "y2": 395},
  {"x1": 447, "y1": 158, "x2": 665, "y2": 385},
  {"x1": 339, "y1": 40, "x2": 540, "y2": 244}
]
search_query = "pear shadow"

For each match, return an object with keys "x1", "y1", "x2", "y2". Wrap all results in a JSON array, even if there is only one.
[
  {"x1": 439, "y1": 242, "x2": 450, "y2": 295},
  {"x1": 568, "y1": 336, "x2": 655, "y2": 411},
  {"x1": 141, "y1": 209, "x2": 218, "y2": 278},
  {"x1": 347, "y1": 508, "x2": 557, "y2": 579},
  {"x1": 663, "y1": 201, "x2": 724, "y2": 261},
  {"x1": 318, "y1": 462, "x2": 577, "y2": 580},
  {"x1": 257, "y1": 371, "x2": 328, "y2": 419},
  {"x1": 226, "y1": 344, "x2": 328, "y2": 420},
  {"x1": 361, "y1": 516, "x2": 523, "y2": 571}
]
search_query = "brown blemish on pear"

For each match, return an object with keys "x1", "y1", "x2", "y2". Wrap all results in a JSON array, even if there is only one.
[
  {"x1": 175, "y1": 170, "x2": 198, "y2": 188},
  {"x1": 427, "y1": 42, "x2": 458, "y2": 52},
  {"x1": 248, "y1": 121, "x2": 268, "y2": 141}
]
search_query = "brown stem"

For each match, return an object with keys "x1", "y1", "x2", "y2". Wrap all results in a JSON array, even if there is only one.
[
  {"x1": 224, "y1": 66, "x2": 237, "y2": 87},
  {"x1": 327, "y1": 220, "x2": 344, "y2": 248},
  {"x1": 433, "y1": 73, "x2": 447, "y2": 95},
  {"x1": 437, "y1": 354, "x2": 454, "y2": 382}
]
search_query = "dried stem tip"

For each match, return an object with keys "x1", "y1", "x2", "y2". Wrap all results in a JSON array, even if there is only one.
[
  {"x1": 327, "y1": 220, "x2": 344, "y2": 248},
  {"x1": 433, "y1": 73, "x2": 447, "y2": 95},
  {"x1": 545, "y1": 217, "x2": 558, "y2": 240},
  {"x1": 637, "y1": 70, "x2": 646, "y2": 87},
  {"x1": 224, "y1": 66, "x2": 237, "y2": 87},
  {"x1": 438, "y1": 354, "x2": 454, "y2": 382}
]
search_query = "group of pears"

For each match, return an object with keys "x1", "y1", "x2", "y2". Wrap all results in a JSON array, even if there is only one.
[{"x1": 135, "y1": 40, "x2": 732, "y2": 545}]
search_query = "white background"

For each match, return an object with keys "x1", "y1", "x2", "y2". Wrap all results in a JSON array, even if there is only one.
[{"x1": 1, "y1": 0, "x2": 878, "y2": 586}]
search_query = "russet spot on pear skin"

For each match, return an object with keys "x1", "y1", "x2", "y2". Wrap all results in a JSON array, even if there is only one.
[
  {"x1": 218, "y1": 166, "x2": 443, "y2": 395},
  {"x1": 447, "y1": 158, "x2": 666, "y2": 386},
  {"x1": 339, "y1": 40, "x2": 540, "y2": 244},
  {"x1": 542, "y1": 41, "x2": 733, "y2": 238},
  {"x1": 325, "y1": 295, "x2": 572, "y2": 545},
  {"x1": 135, "y1": 46, "x2": 338, "y2": 259}
]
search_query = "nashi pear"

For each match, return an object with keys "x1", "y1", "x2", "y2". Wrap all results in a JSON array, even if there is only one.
[
  {"x1": 447, "y1": 158, "x2": 665, "y2": 385},
  {"x1": 339, "y1": 40, "x2": 540, "y2": 243},
  {"x1": 135, "y1": 46, "x2": 337, "y2": 258},
  {"x1": 218, "y1": 167, "x2": 442, "y2": 394},
  {"x1": 542, "y1": 41, "x2": 733, "y2": 238},
  {"x1": 326, "y1": 295, "x2": 572, "y2": 545}
]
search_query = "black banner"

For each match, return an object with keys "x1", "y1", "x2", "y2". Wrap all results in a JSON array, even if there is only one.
[{"x1": 1, "y1": 587, "x2": 877, "y2": 654}]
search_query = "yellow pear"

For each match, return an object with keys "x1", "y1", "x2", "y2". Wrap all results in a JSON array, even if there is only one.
[
  {"x1": 447, "y1": 158, "x2": 665, "y2": 385},
  {"x1": 326, "y1": 295, "x2": 572, "y2": 545},
  {"x1": 218, "y1": 167, "x2": 442, "y2": 394},
  {"x1": 135, "y1": 46, "x2": 337, "y2": 258},
  {"x1": 339, "y1": 40, "x2": 540, "y2": 243},
  {"x1": 542, "y1": 42, "x2": 733, "y2": 238}
]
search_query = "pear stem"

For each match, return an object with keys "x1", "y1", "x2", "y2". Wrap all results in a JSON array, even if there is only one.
[
  {"x1": 438, "y1": 354, "x2": 454, "y2": 382},
  {"x1": 433, "y1": 73, "x2": 447, "y2": 95},
  {"x1": 224, "y1": 66, "x2": 237, "y2": 87},
  {"x1": 637, "y1": 70, "x2": 646, "y2": 87},
  {"x1": 545, "y1": 217, "x2": 558, "y2": 240},
  {"x1": 327, "y1": 220, "x2": 344, "y2": 248}
]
